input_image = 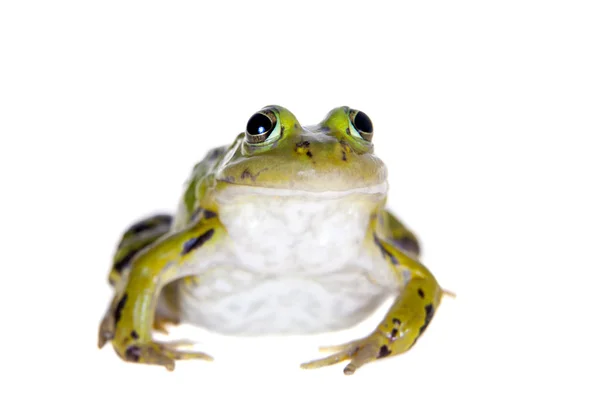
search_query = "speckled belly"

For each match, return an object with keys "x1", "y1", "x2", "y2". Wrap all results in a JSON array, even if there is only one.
[{"x1": 173, "y1": 267, "x2": 392, "y2": 335}]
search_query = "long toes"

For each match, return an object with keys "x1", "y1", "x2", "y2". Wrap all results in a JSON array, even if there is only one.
[
  {"x1": 162, "y1": 339, "x2": 196, "y2": 348},
  {"x1": 169, "y1": 349, "x2": 214, "y2": 362},
  {"x1": 300, "y1": 351, "x2": 352, "y2": 369},
  {"x1": 160, "y1": 342, "x2": 214, "y2": 362},
  {"x1": 98, "y1": 317, "x2": 114, "y2": 348},
  {"x1": 98, "y1": 330, "x2": 112, "y2": 349},
  {"x1": 138, "y1": 346, "x2": 176, "y2": 371},
  {"x1": 342, "y1": 343, "x2": 378, "y2": 375}
]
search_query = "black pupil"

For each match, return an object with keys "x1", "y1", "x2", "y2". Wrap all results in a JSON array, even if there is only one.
[
  {"x1": 354, "y1": 111, "x2": 373, "y2": 134},
  {"x1": 246, "y1": 113, "x2": 273, "y2": 136}
]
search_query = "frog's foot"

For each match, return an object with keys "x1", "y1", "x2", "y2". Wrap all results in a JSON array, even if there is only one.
[
  {"x1": 301, "y1": 331, "x2": 390, "y2": 375},
  {"x1": 119, "y1": 340, "x2": 213, "y2": 371},
  {"x1": 98, "y1": 302, "x2": 179, "y2": 348}
]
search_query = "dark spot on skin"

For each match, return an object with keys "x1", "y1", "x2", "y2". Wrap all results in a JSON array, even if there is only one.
[
  {"x1": 128, "y1": 215, "x2": 172, "y2": 234},
  {"x1": 419, "y1": 304, "x2": 435, "y2": 336},
  {"x1": 108, "y1": 277, "x2": 116, "y2": 286},
  {"x1": 418, "y1": 288, "x2": 425, "y2": 299},
  {"x1": 113, "y1": 294, "x2": 128, "y2": 325},
  {"x1": 346, "y1": 127, "x2": 351, "y2": 136},
  {"x1": 131, "y1": 330, "x2": 139, "y2": 339},
  {"x1": 339, "y1": 140, "x2": 350, "y2": 151},
  {"x1": 129, "y1": 222, "x2": 152, "y2": 234},
  {"x1": 393, "y1": 318, "x2": 401, "y2": 325},
  {"x1": 393, "y1": 236, "x2": 421, "y2": 257},
  {"x1": 181, "y1": 229, "x2": 215, "y2": 255},
  {"x1": 240, "y1": 168, "x2": 265, "y2": 182},
  {"x1": 339, "y1": 140, "x2": 351, "y2": 161},
  {"x1": 280, "y1": 126, "x2": 285, "y2": 136},
  {"x1": 207, "y1": 147, "x2": 225, "y2": 160},
  {"x1": 189, "y1": 208, "x2": 217, "y2": 222},
  {"x1": 295, "y1": 141, "x2": 313, "y2": 158},
  {"x1": 241, "y1": 168, "x2": 252, "y2": 180},
  {"x1": 294, "y1": 123, "x2": 299, "y2": 129},
  {"x1": 203, "y1": 210, "x2": 217, "y2": 219},
  {"x1": 154, "y1": 214, "x2": 173, "y2": 224},
  {"x1": 189, "y1": 208, "x2": 202, "y2": 222},
  {"x1": 113, "y1": 250, "x2": 139, "y2": 273},
  {"x1": 390, "y1": 328, "x2": 399, "y2": 338},
  {"x1": 378, "y1": 345, "x2": 392, "y2": 358},
  {"x1": 406, "y1": 304, "x2": 436, "y2": 351},
  {"x1": 373, "y1": 234, "x2": 399, "y2": 265},
  {"x1": 125, "y1": 345, "x2": 141, "y2": 362}
]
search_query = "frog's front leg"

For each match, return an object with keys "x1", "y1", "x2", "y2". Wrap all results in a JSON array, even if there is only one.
[
  {"x1": 98, "y1": 217, "x2": 227, "y2": 371},
  {"x1": 301, "y1": 233, "x2": 446, "y2": 375}
]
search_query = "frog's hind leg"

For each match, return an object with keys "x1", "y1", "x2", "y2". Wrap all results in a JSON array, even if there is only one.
[
  {"x1": 108, "y1": 214, "x2": 173, "y2": 287},
  {"x1": 301, "y1": 216, "x2": 446, "y2": 375},
  {"x1": 99, "y1": 214, "x2": 180, "y2": 348},
  {"x1": 380, "y1": 210, "x2": 421, "y2": 258},
  {"x1": 99, "y1": 216, "x2": 227, "y2": 370}
]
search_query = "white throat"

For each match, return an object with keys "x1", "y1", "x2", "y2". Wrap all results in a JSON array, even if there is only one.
[{"x1": 215, "y1": 182, "x2": 387, "y2": 275}]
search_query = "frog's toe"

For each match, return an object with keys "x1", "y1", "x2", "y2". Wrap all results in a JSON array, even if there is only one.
[
  {"x1": 121, "y1": 341, "x2": 213, "y2": 371},
  {"x1": 300, "y1": 334, "x2": 383, "y2": 375},
  {"x1": 98, "y1": 312, "x2": 115, "y2": 349}
]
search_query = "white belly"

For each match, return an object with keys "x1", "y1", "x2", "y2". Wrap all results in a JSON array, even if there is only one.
[
  {"x1": 170, "y1": 183, "x2": 397, "y2": 335},
  {"x1": 175, "y1": 267, "x2": 391, "y2": 334}
]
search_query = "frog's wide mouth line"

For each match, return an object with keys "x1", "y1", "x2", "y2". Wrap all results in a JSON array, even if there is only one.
[{"x1": 215, "y1": 181, "x2": 389, "y2": 199}]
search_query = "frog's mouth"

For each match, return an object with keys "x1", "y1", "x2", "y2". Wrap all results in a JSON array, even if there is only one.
[{"x1": 214, "y1": 181, "x2": 388, "y2": 202}]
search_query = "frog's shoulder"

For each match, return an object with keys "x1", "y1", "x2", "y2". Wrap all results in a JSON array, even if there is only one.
[
  {"x1": 191, "y1": 145, "x2": 229, "y2": 178},
  {"x1": 179, "y1": 145, "x2": 228, "y2": 215},
  {"x1": 175, "y1": 134, "x2": 244, "y2": 228}
]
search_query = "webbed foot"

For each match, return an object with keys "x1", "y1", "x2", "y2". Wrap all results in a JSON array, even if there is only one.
[
  {"x1": 120, "y1": 340, "x2": 213, "y2": 371},
  {"x1": 301, "y1": 332, "x2": 390, "y2": 375}
]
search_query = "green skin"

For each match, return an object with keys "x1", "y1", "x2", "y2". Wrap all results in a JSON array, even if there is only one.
[{"x1": 98, "y1": 106, "x2": 447, "y2": 375}]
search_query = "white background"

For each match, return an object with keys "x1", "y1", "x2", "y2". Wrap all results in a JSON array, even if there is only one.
[{"x1": 1, "y1": 1, "x2": 599, "y2": 399}]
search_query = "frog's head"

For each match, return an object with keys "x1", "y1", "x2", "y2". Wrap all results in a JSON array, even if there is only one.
[{"x1": 215, "y1": 105, "x2": 387, "y2": 193}]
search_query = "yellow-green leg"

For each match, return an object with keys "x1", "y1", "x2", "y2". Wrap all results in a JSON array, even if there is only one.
[
  {"x1": 104, "y1": 214, "x2": 180, "y2": 334},
  {"x1": 108, "y1": 214, "x2": 173, "y2": 287},
  {"x1": 301, "y1": 231, "x2": 445, "y2": 375},
  {"x1": 380, "y1": 210, "x2": 421, "y2": 258},
  {"x1": 98, "y1": 216, "x2": 226, "y2": 370}
]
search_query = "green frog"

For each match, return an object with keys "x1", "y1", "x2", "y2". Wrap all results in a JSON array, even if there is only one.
[{"x1": 98, "y1": 105, "x2": 450, "y2": 375}]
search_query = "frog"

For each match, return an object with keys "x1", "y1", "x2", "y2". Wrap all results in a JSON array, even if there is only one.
[{"x1": 98, "y1": 105, "x2": 451, "y2": 375}]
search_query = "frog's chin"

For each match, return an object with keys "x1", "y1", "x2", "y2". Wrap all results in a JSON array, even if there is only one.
[{"x1": 214, "y1": 180, "x2": 388, "y2": 200}]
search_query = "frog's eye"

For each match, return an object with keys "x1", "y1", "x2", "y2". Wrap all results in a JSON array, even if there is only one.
[
  {"x1": 245, "y1": 110, "x2": 280, "y2": 144},
  {"x1": 349, "y1": 109, "x2": 374, "y2": 142}
]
